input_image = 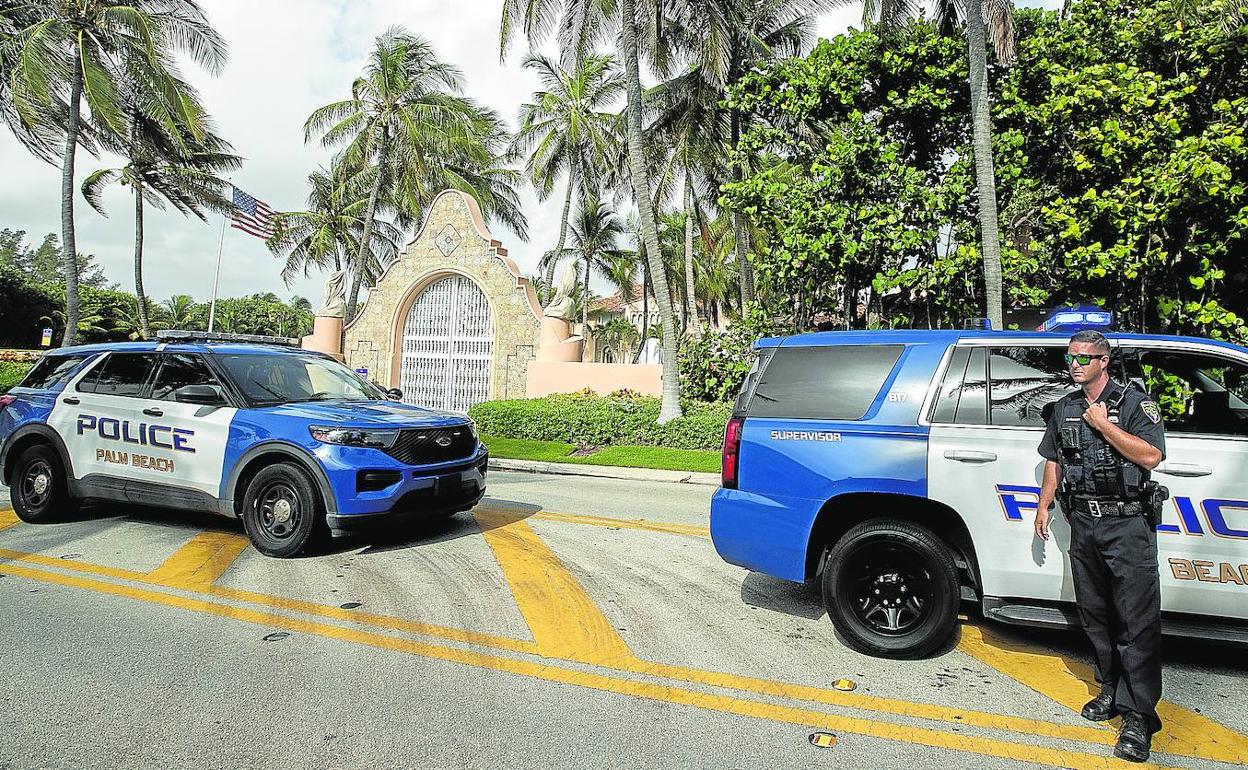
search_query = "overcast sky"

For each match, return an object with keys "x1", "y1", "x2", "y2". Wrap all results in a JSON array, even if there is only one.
[{"x1": 0, "y1": 0, "x2": 1060, "y2": 307}]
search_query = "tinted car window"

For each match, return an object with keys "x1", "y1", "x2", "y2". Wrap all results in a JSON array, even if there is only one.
[
  {"x1": 930, "y1": 346, "x2": 971, "y2": 424},
  {"x1": 1122, "y1": 347, "x2": 1248, "y2": 436},
  {"x1": 954, "y1": 347, "x2": 988, "y2": 425},
  {"x1": 151, "y1": 354, "x2": 223, "y2": 402},
  {"x1": 748, "y1": 344, "x2": 904, "y2": 420},
  {"x1": 77, "y1": 353, "x2": 156, "y2": 397},
  {"x1": 19, "y1": 354, "x2": 91, "y2": 390},
  {"x1": 989, "y1": 346, "x2": 1071, "y2": 427}
]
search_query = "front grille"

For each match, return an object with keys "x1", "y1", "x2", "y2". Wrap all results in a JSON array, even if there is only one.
[{"x1": 384, "y1": 426, "x2": 476, "y2": 465}]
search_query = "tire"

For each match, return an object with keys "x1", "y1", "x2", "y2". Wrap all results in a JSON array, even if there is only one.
[
  {"x1": 10, "y1": 444, "x2": 80, "y2": 524},
  {"x1": 821, "y1": 519, "x2": 960, "y2": 659},
  {"x1": 240, "y1": 463, "x2": 330, "y2": 558}
]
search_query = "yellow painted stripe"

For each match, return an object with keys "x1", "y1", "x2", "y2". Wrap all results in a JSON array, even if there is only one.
[
  {"x1": 0, "y1": 560, "x2": 1185, "y2": 770},
  {"x1": 0, "y1": 546, "x2": 149, "y2": 582},
  {"x1": 623, "y1": 658, "x2": 1122, "y2": 750},
  {"x1": 146, "y1": 530, "x2": 251, "y2": 589},
  {"x1": 204, "y1": 584, "x2": 541, "y2": 655},
  {"x1": 527, "y1": 509, "x2": 709, "y2": 538},
  {"x1": 0, "y1": 508, "x2": 18, "y2": 532},
  {"x1": 959, "y1": 622, "x2": 1248, "y2": 764},
  {"x1": 475, "y1": 508, "x2": 636, "y2": 665}
]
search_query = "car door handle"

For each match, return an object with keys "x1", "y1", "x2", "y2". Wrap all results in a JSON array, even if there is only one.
[
  {"x1": 943, "y1": 449, "x2": 998, "y2": 463},
  {"x1": 142, "y1": 407, "x2": 164, "y2": 417},
  {"x1": 1155, "y1": 462, "x2": 1212, "y2": 477},
  {"x1": 62, "y1": 397, "x2": 80, "y2": 405}
]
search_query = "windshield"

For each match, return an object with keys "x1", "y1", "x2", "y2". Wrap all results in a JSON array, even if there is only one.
[{"x1": 214, "y1": 352, "x2": 387, "y2": 405}]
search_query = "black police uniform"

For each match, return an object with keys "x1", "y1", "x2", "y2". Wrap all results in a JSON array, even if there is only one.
[{"x1": 1038, "y1": 379, "x2": 1167, "y2": 734}]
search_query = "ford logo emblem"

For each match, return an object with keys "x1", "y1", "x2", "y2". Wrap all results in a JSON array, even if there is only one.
[{"x1": 435, "y1": 436, "x2": 453, "y2": 447}]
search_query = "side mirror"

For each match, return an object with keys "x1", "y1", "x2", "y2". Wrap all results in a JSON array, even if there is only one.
[
  {"x1": 176, "y1": 384, "x2": 226, "y2": 406},
  {"x1": 386, "y1": 388, "x2": 404, "y2": 401}
]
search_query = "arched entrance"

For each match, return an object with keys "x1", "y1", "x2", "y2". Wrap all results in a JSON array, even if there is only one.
[{"x1": 399, "y1": 274, "x2": 494, "y2": 412}]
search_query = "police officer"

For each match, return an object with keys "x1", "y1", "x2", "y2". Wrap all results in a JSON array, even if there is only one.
[{"x1": 1034, "y1": 330, "x2": 1166, "y2": 763}]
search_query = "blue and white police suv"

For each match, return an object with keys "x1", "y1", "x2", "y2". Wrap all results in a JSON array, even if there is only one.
[
  {"x1": 0, "y1": 331, "x2": 488, "y2": 557},
  {"x1": 711, "y1": 310, "x2": 1248, "y2": 658}
]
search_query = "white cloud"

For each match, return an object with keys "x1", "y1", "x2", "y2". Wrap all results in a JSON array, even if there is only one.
[{"x1": 0, "y1": 0, "x2": 1061, "y2": 308}]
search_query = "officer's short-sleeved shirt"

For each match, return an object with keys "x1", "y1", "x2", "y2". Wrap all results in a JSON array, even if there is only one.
[{"x1": 1038, "y1": 379, "x2": 1166, "y2": 462}]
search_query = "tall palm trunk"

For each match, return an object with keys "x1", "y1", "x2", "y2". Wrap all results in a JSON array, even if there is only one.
[
  {"x1": 682, "y1": 174, "x2": 700, "y2": 336},
  {"x1": 59, "y1": 61, "x2": 84, "y2": 347},
  {"x1": 581, "y1": 252, "x2": 591, "y2": 330},
  {"x1": 546, "y1": 160, "x2": 577, "y2": 288},
  {"x1": 347, "y1": 138, "x2": 388, "y2": 324},
  {"x1": 966, "y1": 0, "x2": 1004, "y2": 329},
  {"x1": 729, "y1": 112, "x2": 756, "y2": 310},
  {"x1": 633, "y1": 256, "x2": 650, "y2": 364},
  {"x1": 620, "y1": 0, "x2": 681, "y2": 421},
  {"x1": 133, "y1": 181, "x2": 150, "y2": 338}
]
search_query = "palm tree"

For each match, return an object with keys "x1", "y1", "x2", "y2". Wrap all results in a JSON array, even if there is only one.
[
  {"x1": 161, "y1": 294, "x2": 204, "y2": 329},
  {"x1": 645, "y1": 66, "x2": 733, "y2": 335},
  {"x1": 512, "y1": 54, "x2": 624, "y2": 288},
  {"x1": 502, "y1": 0, "x2": 688, "y2": 422},
  {"x1": 82, "y1": 93, "x2": 238, "y2": 339},
  {"x1": 592, "y1": 317, "x2": 641, "y2": 362},
  {"x1": 307, "y1": 28, "x2": 526, "y2": 323},
  {"x1": 862, "y1": 0, "x2": 1015, "y2": 328},
  {"x1": 1, "y1": 0, "x2": 226, "y2": 346},
  {"x1": 559, "y1": 198, "x2": 637, "y2": 330},
  {"x1": 267, "y1": 165, "x2": 401, "y2": 288},
  {"x1": 671, "y1": 0, "x2": 835, "y2": 310}
]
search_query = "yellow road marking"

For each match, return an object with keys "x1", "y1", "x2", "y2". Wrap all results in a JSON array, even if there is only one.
[
  {"x1": 0, "y1": 559, "x2": 1185, "y2": 770},
  {"x1": 0, "y1": 546, "x2": 149, "y2": 582},
  {"x1": 475, "y1": 508, "x2": 636, "y2": 665},
  {"x1": 527, "y1": 509, "x2": 709, "y2": 538},
  {"x1": 0, "y1": 508, "x2": 18, "y2": 532},
  {"x1": 959, "y1": 622, "x2": 1248, "y2": 764},
  {"x1": 146, "y1": 531, "x2": 251, "y2": 588}
]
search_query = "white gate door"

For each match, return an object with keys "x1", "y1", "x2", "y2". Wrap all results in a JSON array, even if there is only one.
[{"x1": 399, "y1": 275, "x2": 494, "y2": 412}]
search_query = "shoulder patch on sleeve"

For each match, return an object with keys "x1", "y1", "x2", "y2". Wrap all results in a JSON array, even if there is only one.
[{"x1": 1141, "y1": 400, "x2": 1161, "y2": 424}]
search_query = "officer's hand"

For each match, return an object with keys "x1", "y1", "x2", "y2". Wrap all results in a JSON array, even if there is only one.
[
  {"x1": 1035, "y1": 507, "x2": 1051, "y2": 541},
  {"x1": 1082, "y1": 402, "x2": 1110, "y2": 430}
]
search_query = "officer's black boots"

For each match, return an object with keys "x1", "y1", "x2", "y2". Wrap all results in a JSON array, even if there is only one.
[
  {"x1": 1115, "y1": 713, "x2": 1152, "y2": 763},
  {"x1": 1081, "y1": 689, "x2": 1117, "y2": 722}
]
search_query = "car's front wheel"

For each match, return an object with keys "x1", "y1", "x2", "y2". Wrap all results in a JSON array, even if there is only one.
[
  {"x1": 821, "y1": 519, "x2": 960, "y2": 659},
  {"x1": 11, "y1": 444, "x2": 80, "y2": 524},
  {"x1": 241, "y1": 463, "x2": 330, "y2": 558}
]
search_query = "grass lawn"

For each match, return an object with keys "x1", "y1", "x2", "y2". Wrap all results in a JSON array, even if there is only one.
[{"x1": 481, "y1": 435, "x2": 720, "y2": 474}]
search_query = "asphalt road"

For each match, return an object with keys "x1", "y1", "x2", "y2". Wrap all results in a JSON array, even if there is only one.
[{"x1": 0, "y1": 471, "x2": 1244, "y2": 770}]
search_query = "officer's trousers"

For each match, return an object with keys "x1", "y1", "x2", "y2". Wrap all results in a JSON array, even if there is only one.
[{"x1": 1068, "y1": 511, "x2": 1163, "y2": 733}]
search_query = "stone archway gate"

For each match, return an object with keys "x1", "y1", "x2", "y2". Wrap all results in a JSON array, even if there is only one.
[{"x1": 344, "y1": 190, "x2": 542, "y2": 411}]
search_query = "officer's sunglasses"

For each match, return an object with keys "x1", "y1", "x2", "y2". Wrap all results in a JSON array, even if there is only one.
[{"x1": 1064, "y1": 353, "x2": 1107, "y2": 366}]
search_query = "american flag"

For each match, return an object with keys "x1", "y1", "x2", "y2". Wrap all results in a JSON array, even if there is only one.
[{"x1": 230, "y1": 186, "x2": 276, "y2": 239}]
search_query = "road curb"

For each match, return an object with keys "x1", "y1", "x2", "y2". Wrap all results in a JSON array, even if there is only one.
[{"x1": 488, "y1": 458, "x2": 721, "y2": 487}]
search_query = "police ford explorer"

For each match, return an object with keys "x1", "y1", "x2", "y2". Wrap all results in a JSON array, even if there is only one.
[
  {"x1": 0, "y1": 331, "x2": 488, "y2": 558},
  {"x1": 711, "y1": 312, "x2": 1248, "y2": 658}
]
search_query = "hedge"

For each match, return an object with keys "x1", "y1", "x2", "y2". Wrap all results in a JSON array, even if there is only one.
[
  {"x1": 469, "y1": 392, "x2": 732, "y2": 451},
  {"x1": 0, "y1": 361, "x2": 33, "y2": 393}
]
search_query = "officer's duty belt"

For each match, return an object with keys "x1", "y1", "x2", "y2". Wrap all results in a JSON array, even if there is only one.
[{"x1": 1071, "y1": 497, "x2": 1143, "y2": 518}]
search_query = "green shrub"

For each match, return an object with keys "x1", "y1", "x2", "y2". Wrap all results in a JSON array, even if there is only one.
[
  {"x1": 0, "y1": 361, "x2": 33, "y2": 392},
  {"x1": 469, "y1": 393, "x2": 732, "y2": 450},
  {"x1": 679, "y1": 310, "x2": 787, "y2": 402}
]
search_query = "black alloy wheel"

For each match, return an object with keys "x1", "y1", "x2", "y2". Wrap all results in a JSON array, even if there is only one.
[
  {"x1": 822, "y1": 519, "x2": 960, "y2": 659},
  {"x1": 10, "y1": 444, "x2": 80, "y2": 524},
  {"x1": 240, "y1": 463, "x2": 329, "y2": 558}
]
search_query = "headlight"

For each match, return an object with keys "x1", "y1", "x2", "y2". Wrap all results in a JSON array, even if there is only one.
[{"x1": 310, "y1": 426, "x2": 399, "y2": 449}]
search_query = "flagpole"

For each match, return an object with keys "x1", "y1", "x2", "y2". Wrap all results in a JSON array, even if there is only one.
[{"x1": 207, "y1": 206, "x2": 228, "y2": 332}]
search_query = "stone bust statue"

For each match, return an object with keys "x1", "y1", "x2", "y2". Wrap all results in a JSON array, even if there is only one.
[
  {"x1": 317, "y1": 269, "x2": 348, "y2": 318},
  {"x1": 543, "y1": 261, "x2": 577, "y2": 321}
]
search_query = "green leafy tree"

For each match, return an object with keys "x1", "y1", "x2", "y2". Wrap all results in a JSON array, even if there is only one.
[
  {"x1": 0, "y1": 0, "x2": 226, "y2": 346},
  {"x1": 307, "y1": 28, "x2": 527, "y2": 322},
  {"x1": 82, "y1": 96, "x2": 238, "y2": 339},
  {"x1": 860, "y1": 0, "x2": 1017, "y2": 328},
  {"x1": 267, "y1": 165, "x2": 401, "y2": 287},
  {"x1": 512, "y1": 54, "x2": 624, "y2": 288},
  {"x1": 161, "y1": 294, "x2": 206, "y2": 330}
]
